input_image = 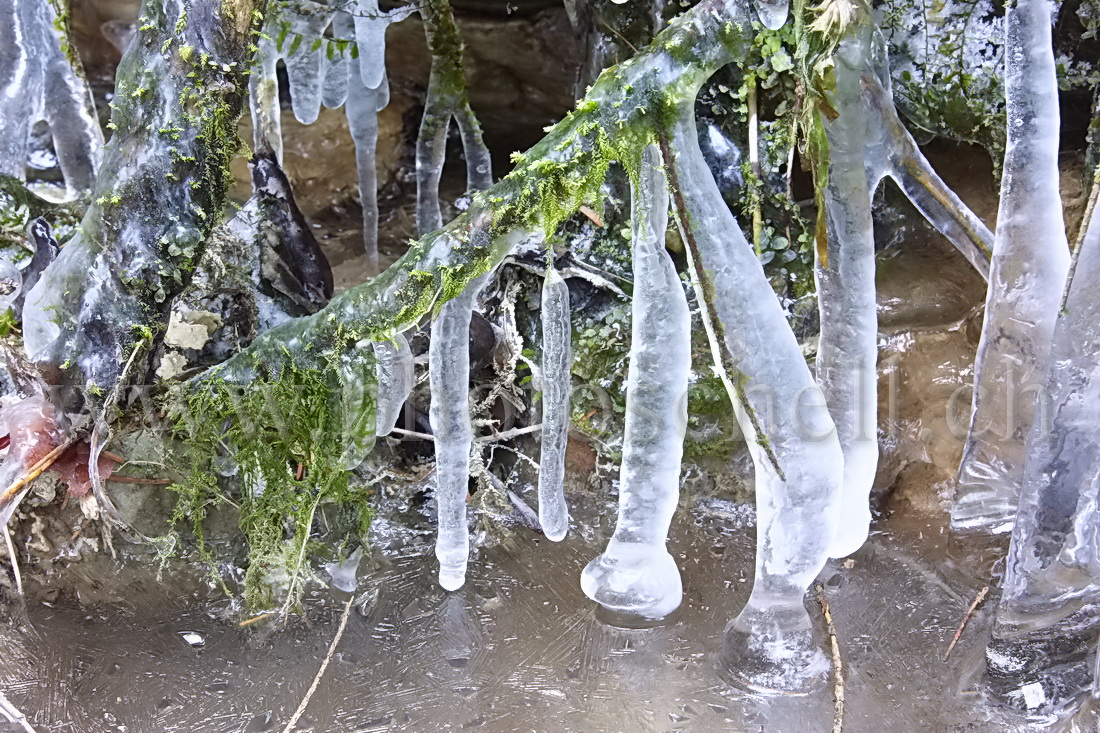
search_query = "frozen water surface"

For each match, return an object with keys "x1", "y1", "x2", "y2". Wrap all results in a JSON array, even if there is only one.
[{"x1": 0, "y1": 489, "x2": 1066, "y2": 732}]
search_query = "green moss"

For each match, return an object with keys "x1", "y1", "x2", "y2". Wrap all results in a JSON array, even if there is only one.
[{"x1": 167, "y1": 356, "x2": 377, "y2": 610}]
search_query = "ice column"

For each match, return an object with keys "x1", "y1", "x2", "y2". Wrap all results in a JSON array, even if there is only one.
[
  {"x1": 580, "y1": 145, "x2": 689, "y2": 620},
  {"x1": 374, "y1": 332, "x2": 413, "y2": 437},
  {"x1": 815, "y1": 29, "x2": 877, "y2": 559},
  {"x1": 667, "y1": 106, "x2": 843, "y2": 692},
  {"x1": 338, "y1": 344, "x2": 379, "y2": 471},
  {"x1": 0, "y1": 0, "x2": 102, "y2": 197},
  {"x1": 537, "y1": 266, "x2": 572, "y2": 542},
  {"x1": 984, "y1": 199, "x2": 1100, "y2": 715},
  {"x1": 953, "y1": 0, "x2": 1071, "y2": 533},
  {"x1": 345, "y1": 43, "x2": 389, "y2": 277},
  {"x1": 430, "y1": 272, "x2": 489, "y2": 591},
  {"x1": 248, "y1": 30, "x2": 283, "y2": 161}
]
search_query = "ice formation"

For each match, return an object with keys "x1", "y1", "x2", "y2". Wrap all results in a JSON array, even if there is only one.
[
  {"x1": 415, "y1": 0, "x2": 493, "y2": 235},
  {"x1": 952, "y1": 0, "x2": 1071, "y2": 533},
  {"x1": 430, "y1": 271, "x2": 490, "y2": 591},
  {"x1": 537, "y1": 266, "x2": 572, "y2": 542},
  {"x1": 985, "y1": 196, "x2": 1100, "y2": 715},
  {"x1": 580, "y1": 146, "x2": 689, "y2": 619},
  {"x1": 667, "y1": 103, "x2": 844, "y2": 691},
  {"x1": 814, "y1": 28, "x2": 878, "y2": 560},
  {"x1": 374, "y1": 332, "x2": 413, "y2": 437},
  {"x1": 0, "y1": 0, "x2": 103, "y2": 199}
]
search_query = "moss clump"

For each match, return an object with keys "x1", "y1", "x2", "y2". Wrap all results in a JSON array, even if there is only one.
[{"x1": 168, "y1": 355, "x2": 377, "y2": 610}]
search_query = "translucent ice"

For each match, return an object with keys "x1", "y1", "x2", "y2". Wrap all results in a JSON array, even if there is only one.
[
  {"x1": 430, "y1": 272, "x2": 489, "y2": 591},
  {"x1": 815, "y1": 29, "x2": 877, "y2": 559},
  {"x1": 953, "y1": 0, "x2": 1071, "y2": 533},
  {"x1": 581, "y1": 145, "x2": 688, "y2": 620},
  {"x1": 283, "y1": 8, "x2": 337, "y2": 125},
  {"x1": 374, "y1": 332, "x2": 413, "y2": 437},
  {"x1": 985, "y1": 194, "x2": 1100, "y2": 715},
  {"x1": 667, "y1": 104, "x2": 842, "y2": 692},
  {"x1": 0, "y1": 0, "x2": 102, "y2": 197},
  {"x1": 345, "y1": 45, "x2": 389, "y2": 275},
  {"x1": 537, "y1": 267, "x2": 571, "y2": 542}
]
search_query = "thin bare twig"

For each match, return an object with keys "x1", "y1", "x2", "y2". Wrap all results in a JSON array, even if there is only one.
[
  {"x1": 0, "y1": 436, "x2": 79, "y2": 514},
  {"x1": 816, "y1": 583, "x2": 844, "y2": 733},
  {"x1": 239, "y1": 611, "x2": 277, "y2": 628},
  {"x1": 943, "y1": 585, "x2": 989, "y2": 662},
  {"x1": 279, "y1": 596, "x2": 354, "y2": 733},
  {"x1": 3, "y1": 524, "x2": 22, "y2": 596}
]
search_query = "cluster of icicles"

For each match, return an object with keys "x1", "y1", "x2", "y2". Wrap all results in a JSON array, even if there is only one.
[{"x1": 1, "y1": 0, "x2": 1098, "y2": 703}]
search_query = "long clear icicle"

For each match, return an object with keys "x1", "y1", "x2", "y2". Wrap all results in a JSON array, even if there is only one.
[
  {"x1": 666, "y1": 106, "x2": 843, "y2": 692},
  {"x1": 374, "y1": 332, "x2": 413, "y2": 437},
  {"x1": 283, "y1": 8, "x2": 336, "y2": 125},
  {"x1": 815, "y1": 28, "x2": 878, "y2": 560},
  {"x1": 985, "y1": 196, "x2": 1100, "y2": 714},
  {"x1": 430, "y1": 272, "x2": 488, "y2": 591},
  {"x1": 581, "y1": 145, "x2": 689, "y2": 619},
  {"x1": 952, "y1": 0, "x2": 1071, "y2": 533},
  {"x1": 345, "y1": 28, "x2": 389, "y2": 277},
  {"x1": 538, "y1": 266, "x2": 571, "y2": 542},
  {"x1": 248, "y1": 30, "x2": 283, "y2": 161}
]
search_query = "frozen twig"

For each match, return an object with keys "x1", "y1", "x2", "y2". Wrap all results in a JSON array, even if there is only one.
[
  {"x1": 816, "y1": 583, "x2": 844, "y2": 733},
  {"x1": 279, "y1": 596, "x2": 354, "y2": 733},
  {"x1": 0, "y1": 688, "x2": 37, "y2": 733},
  {"x1": 942, "y1": 585, "x2": 989, "y2": 662},
  {"x1": 3, "y1": 524, "x2": 22, "y2": 596}
]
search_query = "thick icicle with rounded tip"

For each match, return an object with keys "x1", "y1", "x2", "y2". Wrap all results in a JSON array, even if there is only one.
[
  {"x1": 666, "y1": 104, "x2": 843, "y2": 693},
  {"x1": 580, "y1": 145, "x2": 689, "y2": 620},
  {"x1": 753, "y1": 0, "x2": 788, "y2": 30},
  {"x1": 430, "y1": 272, "x2": 489, "y2": 591},
  {"x1": 537, "y1": 267, "x2": 572, "y2": 541},
  {"x1": 284, "y1": 9, "x2": 337, "y2": 125}
]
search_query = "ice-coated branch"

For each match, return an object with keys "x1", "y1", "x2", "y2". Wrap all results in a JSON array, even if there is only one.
[
  {"x1": 0, "y1": 0, "x2": 103, "y2": 199},
  {"x1": 984, "y1": 187, "x2": 1100, "y2": 716},
  {"x1": 581, "y1": 144, "x2": 689, "y2": 620},
  {"x1": 415, "y1": 0, "x2": 493, "y2": 235},
  {"x1": 23, "y1": 0, "x2": 263, "y2": 396},
  {"x1": 537, "y1": 265, "x2": 572, "y2": 542},
  {"x1": 952, "y1": 0, "x2": 1071, "y2": 534},
  {"x1": 665, "y1": 100, "x2": 843, "y2": 691},
  {"x1": 815, "y1": 26, "x2": 877, "y2": 560},
  {"x1": 430, "y1": 272, "x2": 489, "y2": 591},
  {"x1": 194, "y1": 0, "x2": 754, "y2": 387},
  {"x1": 862, "y1": 75, "x2": 993, "y2": 279}
]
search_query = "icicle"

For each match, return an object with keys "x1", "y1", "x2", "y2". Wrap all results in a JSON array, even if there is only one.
[
  {"x1": 338, "y1": 344, "x2": 379, "y2": 470},
  {"x1": 283, "y1": 9, "x2": 337, "y2": 125},
  {"x1": 321, "y1": 27, "x2": 351, "y2": 109},
  {"x1": 0, "y1": 0, "x2": 102, "y2": 198},
  {"x1": 581, "y1": 145, "x2": 688, "y2": 619},
  {"x1": 346, "y1": 63, "x2": 388, "y2": 276},
  {"x1": 415, "y1": 0, "x2": 493, "y2": 235},
  {"x1": 538, "y1": 266, "x2": 572, "y2": 542},
  {"x1": 952, "y1": 0, "x2": 1071, "y2": 533},
  {"x1": 984, "y1": 198, "x2": 1100, "y2": 714},
  {"x1": 665, "y1": 106, "x2": 843, "y2": 692},
  {"x1": 353, "y1": 0, "x2": 390, "y2": 90},
  {"x1": 430, "y1": 272, "x2": 489, "y2": 591},
  {"x1": 249, "y1": 33, "x2": 283, "y2": 161},
  {"x1": 374, "y1": 332, "x2": 413, "y2": 437},
  {"x1": 815, "y1": 29, "x2": 877, "y2": 560}
]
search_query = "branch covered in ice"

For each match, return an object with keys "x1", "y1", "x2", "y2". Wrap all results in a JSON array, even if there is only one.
[{"x1": 415, "y1": 0, "x2": 493, "y2": 235}]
